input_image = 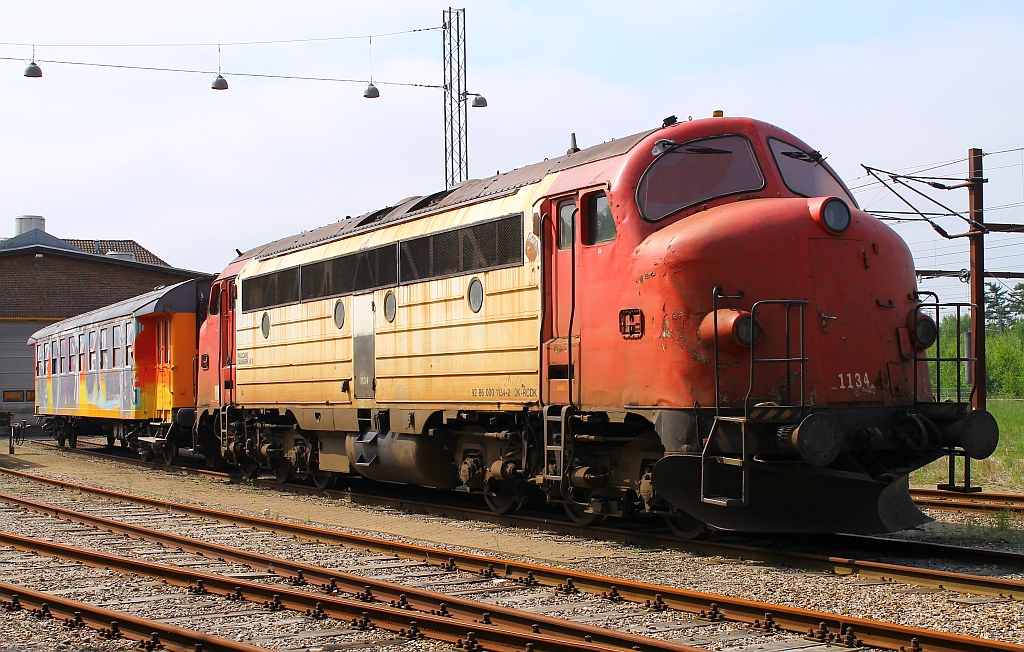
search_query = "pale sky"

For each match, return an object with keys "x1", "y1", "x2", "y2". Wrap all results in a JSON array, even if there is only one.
[{"x1": 1, "y1": 1, "x2": 1022, "y2": 304}]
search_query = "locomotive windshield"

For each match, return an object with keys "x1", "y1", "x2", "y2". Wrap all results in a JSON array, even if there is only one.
[
  {"x1": 768, "y1": 137, "x2": 857, "y2": 206},
  {"x1": 637, "y1": 134, "x2": 764, "y2": 221}
]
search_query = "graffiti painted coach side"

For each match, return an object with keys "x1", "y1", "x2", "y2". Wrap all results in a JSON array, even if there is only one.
[{"x1": 29, "y1": 279, "x2": 210, "y2": 428}]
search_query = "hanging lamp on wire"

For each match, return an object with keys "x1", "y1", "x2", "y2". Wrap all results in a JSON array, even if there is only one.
[
  {"x1": 211, "y1": 44, "x2": 228, "y2": 90},
  {"x1": 24, "y1": 45, "x2": 41, "y2": 78},
  {"x1": 363, "y1": 36, "x2": 379, "y2": 98}
]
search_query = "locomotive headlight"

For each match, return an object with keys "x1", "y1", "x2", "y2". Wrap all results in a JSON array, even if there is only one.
[
  {"x1": 698, "y1": 309, "x2": 761, "y2": 352},
  {"x1": 914, "y1": 313, "x2": 938, "y2": 349},
  {"x1": 820, "y1": 198, "x2": 851, "y2": 233},
  {"x1": 734, "y1": 313, "x2": 762, "y2": 347}
]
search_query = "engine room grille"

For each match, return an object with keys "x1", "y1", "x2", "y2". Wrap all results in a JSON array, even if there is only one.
[
  {"x1": 400, "y1": 214, "x2": 523, "y2": 284},
  {"x1": 241, "y1": 266, "x2": 299, "y2": 312},
  {"x1": 242, "y1": 213, "x2": 522, "y2": 312},
  {"x1": 300, "y1": 244, "x2": 398, "y2": 301}
]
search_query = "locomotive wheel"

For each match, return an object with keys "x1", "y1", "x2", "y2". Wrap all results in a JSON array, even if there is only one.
[
  {"x1": 140, "y1": 446, "x2": 154, "y2": 463},
  {"x1": 311, "y1": 470, "x2": 335, "y2": 490},
  {"x1": 273, "y1": 460, "x2": 295, "y2": 484},
  {"x1": 161, "y1": 443, "x2": 177, "y2": 466},
  {"x1": 237, "y1": 456, "x2": 260, "y2": 480},
  {"x1": 664, "y1": 512, "x2": 711, "y2": 540},
  {"x1": 484, "y1": 494, "x2": 521, "y2": 515},
  {"x1": 563, "y1": 502, "x2": 605, "y2": 526}
]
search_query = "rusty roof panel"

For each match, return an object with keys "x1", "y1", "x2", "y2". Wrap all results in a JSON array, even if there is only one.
[{"x1": 236, "y1": 128, "x2": 655, "y2": 263}]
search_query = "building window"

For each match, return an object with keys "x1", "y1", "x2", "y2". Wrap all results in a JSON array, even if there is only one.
[
  {"x1": 113, "y1": 325, "x2": 122, "y2": 368},
  {"x1": 2, "y1": 390, "x2": 25, "y2": 402},
  {"x1": 25, "y1": 390, "x2": 35, "y2": 402},
  {"x1": 88, "y1": 331, "x2": 97, "y2": 371}
]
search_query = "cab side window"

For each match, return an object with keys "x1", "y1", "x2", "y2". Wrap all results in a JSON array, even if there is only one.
[
  {"x1": 557, "y1": 201, "x2": 575, "y2": 250},
  {"x1": 209, "y1": 284, "x2": 221, "y2": 315},
  {"x1": 584, "y1": 192, "x2": 616, "y2": 245}
]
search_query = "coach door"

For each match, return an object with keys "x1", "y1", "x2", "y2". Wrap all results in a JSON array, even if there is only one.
[
  {"x1": 543, "y1": 197, "x2": 580, "y2": 404},
  {"x1": 352, "y1": 293, "x2": 376, "y2": 399},
  {"x1": 220, "y1": 279, "x2": 237, "y2": 406}
]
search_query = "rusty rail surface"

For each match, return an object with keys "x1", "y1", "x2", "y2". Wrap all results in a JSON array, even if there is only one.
[
  {"x1": 910, "y1": 487, "x2": 1024, "y2": 515},
  {"x1": 0, "y1": 529, "x2": 651, "y2": 652},
  {"x1": 0, "y1": 490, "x2": 699, "y2": 652},
  {"x1": 0, "y1": 467, "x2": 1020, "y2": 652},
  {"x1": 0, "y1": 579, "x2": 266, "y2": 652}
]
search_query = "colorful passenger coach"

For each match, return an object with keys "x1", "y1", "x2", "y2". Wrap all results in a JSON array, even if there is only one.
[{"x1": 29, "y1": 279, "x2": 210, "y2": 452}]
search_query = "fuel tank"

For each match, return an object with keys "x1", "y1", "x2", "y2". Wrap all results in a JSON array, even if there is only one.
[{"x1": 345, "y1": 430, "x2": 460, "y2": 489}]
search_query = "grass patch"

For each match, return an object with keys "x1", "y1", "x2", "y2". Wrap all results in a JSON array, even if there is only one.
[{"x1": 911, "y1": 399, "x2": 1024, "y2": 492}]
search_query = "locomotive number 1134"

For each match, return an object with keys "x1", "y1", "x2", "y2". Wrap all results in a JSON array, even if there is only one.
[{"x1": 837, "y1": 372, "x2": 875, "y2": 390}]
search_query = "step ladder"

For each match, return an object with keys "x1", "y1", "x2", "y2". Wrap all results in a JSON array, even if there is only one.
[
  {"x1": 700, "y1": 416, "x2": 749, "y2": 507},
  {"x1": 543, "y1": 405, "x2": 574, "y2": 482}
]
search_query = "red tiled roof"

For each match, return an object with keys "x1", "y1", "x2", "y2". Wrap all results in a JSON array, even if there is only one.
[{"x1": 61, "y1": 239, "x2": 169, "y2": 266}]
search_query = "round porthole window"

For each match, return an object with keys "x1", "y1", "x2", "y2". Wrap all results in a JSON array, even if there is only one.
[
  {"x1": 467, "y1": 277, "x2": 484, "y2": 313},
  {"x1": 333, "y1": 299, "x2": 345, "y2": 330},
  {"x1": 384, "y1": 291, "x2": 397, "y2": 323},
  {"x1": 260, "y1": 312, "x2": 270, "y2": 339}
]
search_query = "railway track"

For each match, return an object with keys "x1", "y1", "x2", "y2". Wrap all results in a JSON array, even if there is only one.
[
  {"x1": 909, "y1": 487, "x2": 1024, "y2": 515},
  {"x1": 0, "y1": 465, "x2": 1021, "y2": 652},
  {"x1": 26, "y1": 439, "x2": 1024, "y2": 573},
  {"x1": 0, "y1": 579, "x2": 265, "y2": 652}
]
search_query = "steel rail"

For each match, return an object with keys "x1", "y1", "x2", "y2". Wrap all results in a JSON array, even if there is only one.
[
  {"x1": 0, "y1": 467, "x2": 1018, "y2": 652},
  {"x1": 30, "y1": 441, "x2": 1024, "y2": 570},
  {"x1": 0, "y1": 579, "x2": 266, "y2": 652},
  {"x1": 0, "y1": 529, "x2": 637, "y2": 652},
  {"x1": 0, "y1": 490, "x2": 697, "y2": 652}
]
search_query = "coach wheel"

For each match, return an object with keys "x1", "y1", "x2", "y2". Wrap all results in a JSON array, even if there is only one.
[
  {"x1": 484, "y1": 494, "x2": 521, "y2": 515},
  {"x1": 106, "y1": 432, "x2": 115, "y2": 448},
  {"x1": 311, "y1": 470, "x2": 336, "y2": 490},
  {"x1": 68, "y1": 433, "x2": 77, "y2": 449},
  {"x1": 664, "y1": 511, "x2": 710, "y2": 540},
  {"x1": 140, "y1": 445, "x2": 154, "y2": 463},
  {"x1": 273, "y1": 459, "x2": 295, "y2": 485},
  {"x1": 563, "y1": 502, "x2": 605, "y2": 526},
  {"x1": 56, "y1": 433, "x2": 67, "y2": 448},
  {"x1": 162, "y1": 443, "x2": 178, "y2": 466}
]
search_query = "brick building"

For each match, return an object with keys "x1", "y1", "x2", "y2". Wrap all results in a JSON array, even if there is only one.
[{"x1": 0, "y1": 216, "x2": 210, "y2": 422}]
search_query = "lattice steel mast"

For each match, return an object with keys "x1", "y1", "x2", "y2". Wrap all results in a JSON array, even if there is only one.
[{"x1": 443, "y1": 7, "x2": 468, "y2": 189}]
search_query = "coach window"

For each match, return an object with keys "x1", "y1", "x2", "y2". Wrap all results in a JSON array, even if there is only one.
[
  {"x1": 88, "y1": 331, "x2": 97, "y2": 371},
  {"x1": 36, "y1": 345, "x2": 42, "y2": 377},
  {"x1": 113, "y1": 325, "x2": 122, "y2": 367},
  {"x1": 126, "y1": 321, "x2": 135, "y2": 366},
  {"x1": 77, "y1": 334, "x2": 85, "y2": 372},
  {"x1": 583, "y1": 191, "x2": 616, "y2": 245},
  {"x1": 58, "y1": 338, "x2": 65, "y2": 374},
  {"x1": 50, "y1": 340, "x2": 57, "y2": 375},
  {"x1": 68, "y1": 336, "x2": 76, "y2": 373},
  {"x1": 557, "y1": 200, "x2": 576, "y2": 250},
  {"x1": 43, "y1": 342, "x2": 50, "y2": 376},
  {"x1": 101, "y1": 329, "x2": 111, "y2": 369}
]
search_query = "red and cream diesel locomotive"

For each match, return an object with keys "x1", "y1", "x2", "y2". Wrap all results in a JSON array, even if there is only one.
[{"x1": 32, "y1": 115, "x2": 1000, "y2": 536}]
